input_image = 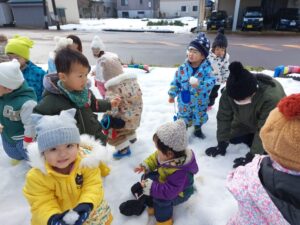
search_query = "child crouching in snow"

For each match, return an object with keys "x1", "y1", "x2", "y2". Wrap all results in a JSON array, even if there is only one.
[
  {"x1": 227, "y1": 94, "x2": 300, "y2": 225},
  {"x1": 23, "y1": 109, "x2": 112, "y2": 225},
  {"x1": 119, "y1": 120, "x2": 198, "y2": 225}
]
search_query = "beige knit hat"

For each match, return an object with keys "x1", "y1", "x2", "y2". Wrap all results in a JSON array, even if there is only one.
[
  {"x1": 156, "y1": 119, "x2": 187, "y2": 152},
  {"x1": 260, "y1": 94, "x2": 300, "y2": 171},
  {"x1": 99, "y1": 53, "x2": 123, "y2": 82}
]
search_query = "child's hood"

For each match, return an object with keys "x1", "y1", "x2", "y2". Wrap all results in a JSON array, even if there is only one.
[
  {"x1": 162, "y1": 149, "x2": 198, "y2": 175},
  {"x1": 27, "y1": 134, "x2": 109, "y2": 174},
  {"x1": 43, "y1": 73, "x2": 61, "y2": 95},
  {"x1": 104, "y1": 72, "x2": 137, "y2": 89}
]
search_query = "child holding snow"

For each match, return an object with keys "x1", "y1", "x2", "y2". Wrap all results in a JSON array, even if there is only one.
[
  {"x1": 207, "y1": 28, "x2": 230, "y2": 108},
  {"x1": 90, "y1": 35, "x2": 119, "y2": 98},
  {"x1": 48, "y1": 36, "x2": 73, "y2": 74},
  {"x1": 23, "y1": 109, "x2": 113, "y2": 225},
  {"x1": 168, "y1": 33, "x2": 215, "y2": 139},
  {"x1": 99, "y1": 54, "x2": 143, "y2": 159},
  {"x1": 119, "y1": 119, "x2": 198, "y2": 225},
  {"x1": 227, "y1": 94, "x2": 300, "y2": 224},
  {"x1": 0, "y1": 60, "x2": 37, "y2": 162}
]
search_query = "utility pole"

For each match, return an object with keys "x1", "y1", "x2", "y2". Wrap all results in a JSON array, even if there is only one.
[
  {"x1": 51, "y1": 0, "x2": 60, "y2": 30},
  {"x1": 197, "y1": 0, "x2": 205, "y2": 32},
  {"x1": 42, "y1": 0, "x2": 48, "y2": 29}
]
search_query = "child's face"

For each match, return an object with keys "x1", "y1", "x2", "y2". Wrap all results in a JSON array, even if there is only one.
[
  {"x1": 0, "y1": 84, "x2": 13, "y2": 96},
  {"x1": 187, "y1": 48, "x2": 205, "y2": 65},
  {"x1": 157, "y1": 149, "x2": 174, "y2": 162},
  {"x1": 92, "y1": 48, "x2": 101, "y2": 57},
  {"x1": 214, "y1": 47, "x2": 226, "y2": 58},
  {"x1": 7, "y1": 53, "x2": 27, "y2": 68},
  {"x1": 59, "y1": 63, "x2": 89, "y2": 91},
  {"x1": 44, "y1": 143, "x2": 79, "y2": 171}
]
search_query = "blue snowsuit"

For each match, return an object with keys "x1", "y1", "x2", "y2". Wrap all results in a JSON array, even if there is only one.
[{"x1": 168, "y1": 59, "x2": 215, "y2": 127}]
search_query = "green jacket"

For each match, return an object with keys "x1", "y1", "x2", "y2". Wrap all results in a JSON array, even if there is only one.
[
  {"x1": 0, "y1": 82, "x2": 37, "y2": 144},
  {"x1": 217, "y1": 75, "x2": 286, "y2": 154},
  {"x1": 33, "y1": 74, "x2": 111, "y2": 144}
]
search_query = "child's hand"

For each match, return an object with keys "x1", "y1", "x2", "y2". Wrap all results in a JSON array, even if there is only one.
[
  {"x1": 168, "y1": 97, "x2": 175, "y2": 103},
  {"x1": 0, "y1": 124, "x2": 3, "y2": 133},
  {"x1": 140, "y1": 180, "x2": 146, "y2": 188},
  {"x1": 111, "y1": 96, "x2": 121, "y2": 108},
  {"x1": 134, "y1": 165, "x2": 145, "y2": 174}
]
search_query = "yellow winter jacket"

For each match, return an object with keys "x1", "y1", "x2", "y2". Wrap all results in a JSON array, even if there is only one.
[{"x1": 23, "y1": 136, "x2": 111, "y2": 225}]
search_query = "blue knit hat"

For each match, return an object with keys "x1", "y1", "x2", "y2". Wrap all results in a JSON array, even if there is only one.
[
  {"x1": 31, "y1": 109, "x2": 80, "y2": 153},
  {"x1": 189, "y1": 32, "x2": 210, "y2": 57}
]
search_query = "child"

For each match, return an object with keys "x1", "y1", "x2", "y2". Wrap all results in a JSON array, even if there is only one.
[
  {"x1": 0, "y1": 59, "x2": 37, "y2": 162},
  {"x1": 90, "y1": 35, "x2": 119, "y2": 98},
  {"x1": 67, "y1": 34, "x2": 83, "y2": 52},
  {"x1": 5, "y1": 35, "x2": 47, "y2": 101},
  {"x1": 48, "y1": 36, "x2": 73, "y2": 74},
  {"x1": 33, "y1": 48, "x2": 120, "y2": 145},
  {"x1": 23, "y1": 109, "x2": 113, "y2": 225},
  {"x1": 119, "y1": 120, "x2": 199, "y2": 225},
  {"x1": 168, "y1": 32, "x2": 216, "y2": 139},
  {"x1": 99, "y1": 54, "x2": 143, "y2": 159},
  {"x1": 207, "y1": 28, "x2": 230, "y2": 109},
  {"x1": 0, "y1": 34, "x2": 9, "y2": 63},
  {"x1": 227, "y1": 94, "x2": 300, "y2": 225}
]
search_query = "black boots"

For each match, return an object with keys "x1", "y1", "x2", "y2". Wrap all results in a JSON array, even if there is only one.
[
  {"x1": 233, "y1": 152, "x2": 254, "y2": 168},
  {"x1": 194, "y1": 126, "x2": 205, "y2": 139},
  {"x1": 119, "y1": 182, "x2": 153, "y2": 216}
]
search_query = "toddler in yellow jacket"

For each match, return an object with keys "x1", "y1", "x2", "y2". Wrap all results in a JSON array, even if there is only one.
[{"x1": 23, "y1": 108, "x2": 112, "y2": 225}]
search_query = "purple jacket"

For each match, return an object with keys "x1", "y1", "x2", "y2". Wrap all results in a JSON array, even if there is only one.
[{"x1": 143, "y1": 149, "x2": 198, "y2": 200}]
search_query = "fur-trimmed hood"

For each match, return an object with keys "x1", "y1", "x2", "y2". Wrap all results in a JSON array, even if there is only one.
[
  {"x1": 27, "y1": 134, "x2": 109, "y2": 174},
  {"x1": 104, "y1": 73, "x2": 137, "y2": 89}
]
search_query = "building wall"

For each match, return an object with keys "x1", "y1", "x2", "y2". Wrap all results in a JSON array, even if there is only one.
[
  {"x1": 47, "y1": 0, "x2": 80, "y2": 23},
  {"x1": 117, "y1": 0, "x2": 159, "y2": 18},
  {"x1": 160, "y1": 0, "x2": 199, "y2": 18}
]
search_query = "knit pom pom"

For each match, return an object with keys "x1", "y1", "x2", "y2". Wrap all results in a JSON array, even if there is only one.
[
  {"x1": 63, "y1": 210, "x2": 79, "y2": 225},
  {"x1": 278, "y1": 94, "x2": 300, "y2": 119},
  {"x1": 229, "y1": 61, "x2": 244, "y2": 78}
]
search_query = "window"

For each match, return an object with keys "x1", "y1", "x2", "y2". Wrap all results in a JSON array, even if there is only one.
[
  {"x1": 138, "y1": 11, "x2": 145, "y2": 15},
  {"x1": 122, "y1": 11, "x2": 129, "y2": 17},
  {"x1": 121, "y1": 0, "x2": 128, "y2": 6},
  {"x1": 181, "y1": 6, "x2": 186, "y2": 12},
  {"x1": 140, "y1": 0, "x2": 143, "y2": 4},
  {"x1": 193, "y1": 6, "x2": 198, "y2": 11}
]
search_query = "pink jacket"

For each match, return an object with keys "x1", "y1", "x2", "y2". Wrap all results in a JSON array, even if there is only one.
[{"x1": 226, "y1": 155, "x2": 289, "y2": 225}]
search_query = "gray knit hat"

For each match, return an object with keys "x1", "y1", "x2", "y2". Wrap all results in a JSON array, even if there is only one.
[
  {"x1": 31, "y1": 109, "x2": 80, "y2": 153},
  {"x1": 99, "y1": 53, "x2": 123, "y2": 82},
  {"x1": 156, "y1": 119, "x2": 187, "y2": 152}
]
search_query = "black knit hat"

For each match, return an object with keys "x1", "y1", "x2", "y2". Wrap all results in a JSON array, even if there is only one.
[
  {"x1": 212, "y1": 28, "x2": 228, "y2": 49},
  {"x1": 189, "y1": 32, "x2": 210, "y2": 57},
  {"x1": 226, "y1": 61, "x2": 258, "y2": 100}
]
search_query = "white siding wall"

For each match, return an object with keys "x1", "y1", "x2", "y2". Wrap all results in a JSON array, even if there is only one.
[
  {"x1": 160, "y1": 1, "x2": 199, "y2": 18},
  {"x1": 47, "y1": 0, "x2": 80, "y2": 24}
]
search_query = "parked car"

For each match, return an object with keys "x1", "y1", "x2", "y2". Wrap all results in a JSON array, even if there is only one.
[
  {"x1": 274, "y1": 8, "x2": 300, "y2": 31},
  {"x1": 241, "y1": 7, "x2": 264, "y2": 31},
  {"x1": 207, "y1": 10, "x2": 231, "y2": 30}
]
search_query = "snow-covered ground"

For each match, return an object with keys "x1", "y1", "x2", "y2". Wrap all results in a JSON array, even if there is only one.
[
  {"x1": 49, "y1": 17, "x2": 199, "y2": 33},
  {"x1": 0, "y1": 65, "x2": 299, "y2": 225}
]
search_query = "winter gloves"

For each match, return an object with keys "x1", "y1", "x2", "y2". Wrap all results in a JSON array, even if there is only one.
[
  {"x1": 233, "y1": 152, "x2": 254, "y2": 168},
  {"x1": 48, "y1": 203, "x2": 92, "y2": 225},
  {"x1": 205, "y1": 141, "x2": 229, "y2": 157},
  {"x1": 48, "y1": 212, "x2": 68, "y2": 225},
  {"x1": 119, "y1": 182, "x2": 153, "y2": 216},
  {"x1": 73, "y1": 203, "x2": 92, "y2": 225},
  {"x1": 100, "y1": 114, "x2": 125, "y2": 130}
]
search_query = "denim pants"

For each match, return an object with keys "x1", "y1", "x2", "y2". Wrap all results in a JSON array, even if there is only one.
[{"x1": 1, "y1": 135, "x2": 28, "y2": 160}]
